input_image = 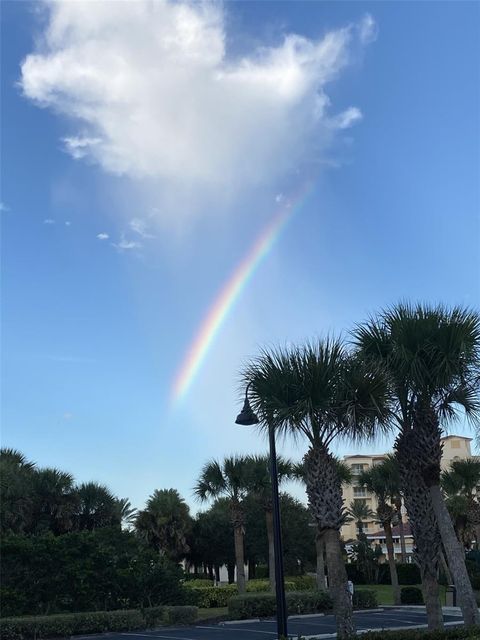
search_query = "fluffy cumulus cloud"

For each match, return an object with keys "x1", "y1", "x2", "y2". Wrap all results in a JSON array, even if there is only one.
[{"x1": 21, "y1": 1, "x2": 374, "y2": 221}]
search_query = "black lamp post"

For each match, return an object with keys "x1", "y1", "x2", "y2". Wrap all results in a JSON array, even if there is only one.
[{"x1": 235, "y1": 382, "x2": 288, "y2": 639}]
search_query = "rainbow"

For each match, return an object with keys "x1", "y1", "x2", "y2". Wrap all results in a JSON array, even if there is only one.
[{"x1": 171, "y1": 181, "x2": 315, "y2": 403}]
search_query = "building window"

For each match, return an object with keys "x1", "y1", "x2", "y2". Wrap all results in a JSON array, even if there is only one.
[
  {"x1": 451, "y1": 440, "x2": 461, "y2": 449},
  {"x1": 351, "y1": 464, "x2": 365, "y2": 475},
  {"x1": 354, "y1": 498, "x2": 367, "y2": 506},
  {"x1": 353, "y1": 487, "x2": 368, "y2": 497}
]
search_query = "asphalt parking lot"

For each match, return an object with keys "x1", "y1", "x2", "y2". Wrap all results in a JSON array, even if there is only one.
[{"x1": 95, "y1": 608, "x2": 464, "y2": 640}]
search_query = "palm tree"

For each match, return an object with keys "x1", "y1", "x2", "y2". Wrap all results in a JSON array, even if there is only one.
[
  {"x1": 442, "y1": 459, "x2": 480, "y2": 547},
  {"x1": 114, "y1": 497, "x2": 137, "y2": 529},
  {"x1": 194, "y1": 457, "x2": 252, "y2": 593},
  {"x1": 73, "y1": 482, "x2": 119, "y2": 530},
  {"x1": 0, "y1": 449, "x2": 36, "y2": 534},
  {"x1": 358, "y1": 458, "x2": 402, "y2": 605},
  {"x1": 347, "y1": 500, "x2": 375, "y2": 537},
  {"x1": 31, "y1": 468, "x2": 77, "y2": 534},
  {"x1": 294, "y1": 459, "x2": 351, "y2": 590},
  {"x1": 243, "y1": 339, "x2": 390, "y2": 639},
  {"x1": 246, "y1": 454, "x2": 294, "y2": 591},
  {"x1": 136, "y1": 488, "x2": 191, "y2": 561},
  {"x1": 354, "y1": 303, "x2": 480, "y2": 628}
]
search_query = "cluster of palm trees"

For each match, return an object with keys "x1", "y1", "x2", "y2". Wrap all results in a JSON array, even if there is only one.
[
  {"x1": 0, "y1": 449, "x2": 136, "y2": 535},
  {"x1": 237, "y1": 303, "x2": 480, "y2": 638}
]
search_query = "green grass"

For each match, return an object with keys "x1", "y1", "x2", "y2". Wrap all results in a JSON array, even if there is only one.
[
  {"x1": 197, "y1": 607, "x2": 229, "y2": 622},
  {"x1": 357, "y1": 584, "x2": 447, "y2": 605}
]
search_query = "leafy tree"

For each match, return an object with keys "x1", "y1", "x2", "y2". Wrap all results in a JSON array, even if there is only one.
[
  {"x1": 136, "y1": 488, "x2": 191, "y2": 561},
  {"x1": 243, "y1": 339, "x2": 389, "y2": 639},
  {"x1": 194, "y1": 456, "x2": 252, "y2": 593},
  {"x1": 354, "y1": 303, "x2": 480, "y2": 628}
]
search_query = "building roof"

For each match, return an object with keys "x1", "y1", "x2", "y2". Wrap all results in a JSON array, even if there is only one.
[
  {"x1": 441, "y1": 435, "x2": 472, "y2": 442},
  {"x1": 367, "y1": 522, "x2": 413, "y2": 539}
]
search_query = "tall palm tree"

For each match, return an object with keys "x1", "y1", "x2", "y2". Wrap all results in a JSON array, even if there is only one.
[
  {"x1": 31, "y1": 468, "x2": 77, "y2": 534},
  {"x1": 243, "y1": 339, "x2": 390, "y2": 639},
  {"x1": 354, "y1": 303, "x2": 480, "y2": 628},
  {"x1": 294, "y1": 459, "x2": 352, "y2": 590},
  {"x1": 347, "y1": 500, "x2": 375, "y2": 537},
  {"x1": 136, "y1": 488, "x2": 191, "y2": 561},
  {"x1": 194, "y1": 457, "x2": 252, "y2": 593},
  {"x1": 114, "y1": 497, "x2": 137, "y2": 529},
  {"x1": 246, "y1": 454, "x2": 294, "y2": 591},
  {"x1": 358, "y1": 458, "x2": 402, "y2": 605}
]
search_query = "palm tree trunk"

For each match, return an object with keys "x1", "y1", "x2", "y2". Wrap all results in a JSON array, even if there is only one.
[
  {"x1": 475, "y1": 524, "x2": 480, "y2": 550},
  {"x1": 422, "y1": 571, "x2": 444, "y2": 630},
  {"x1": 316, "y1": 531, "x2": 325, "y2": 589},
  {"x1": 429, "y1": 484, "x2": 479, "y2": 626},
  {"x1": 324, "y1": 528, "x2": 355, "y2": 639},
  {"x1": 233, "y1": 524, "x2": 246, "y2": 594},
  {"x1": 265, "y1": 509, "x2": 275, "y2": 592},
  {"x1": 398, "y1": 517, "x2": 407, "y2": 564},
  {"x1": 440, "y1": 549, "x2": 453, "y2": 586},
  {"x1": 384, "y1": 520, "x2": 401, "y2": 605}
]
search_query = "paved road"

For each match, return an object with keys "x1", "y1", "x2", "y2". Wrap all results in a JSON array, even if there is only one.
[{"x1": 97, "y1": 608, "x2": 464, "y2": 640}]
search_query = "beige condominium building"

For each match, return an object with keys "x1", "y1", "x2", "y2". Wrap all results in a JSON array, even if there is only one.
[{"x1": 341, "y1": 434, "x2": 473, "y2": 547}]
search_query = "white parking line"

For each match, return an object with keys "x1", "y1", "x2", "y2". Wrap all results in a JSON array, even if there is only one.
[
  {"x1": 197, "y1": 626, "x2": 276, "y2": 635},
  {"x1": 121, "y1": 634, "x2": 198, "y2": 640}
]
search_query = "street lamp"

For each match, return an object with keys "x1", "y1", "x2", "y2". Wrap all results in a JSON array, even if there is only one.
[{"x1": 235, "y1": 382, "x2": 288, "y2": 639}]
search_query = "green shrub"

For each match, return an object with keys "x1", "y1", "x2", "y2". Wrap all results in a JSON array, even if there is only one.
[
  {"x1": 397, "y1": 563, "x2": 421, "y2": 585},
  {"x1": 254, "y1": 565, "x2": 269, "y2": 579},
  {"x1": 0, "y1": 610, "x2": 145, "y2": 640},
  {"x1": 0, "y1": 606, "x2": 199, "y2": 640},
  {"x1": 286, "y1": 575, "x2": 317, "y2": 591},
  {"x1": 184, "y1": 585, "x2": 237, "y2": 607},
  {"x1": 228, "y1": 590, "x2": 332, "y2": 619},
  {"x1": 246, "y1": 580, "x2": 270, "y2": 592},
  {"x1": 352, "y1": 589, "x2": 378, "y2": 609},
  {"x1": 164, "y1": 606, "x2": 198, "y2": 625},
  {"x1": 345, "y1": 564, "x2": 367, "y2": 584},
  {"x1": 184, "y1": 579, "x2": 213, "y2": 588},
  {"x1": 183, "y1": 572, "x2": 211, "y2": 581},
  {"x1": 360, "y1": 626, "x2": 480, "y2": 639},
  {"x1": 400, "y1": 586, "x2": 424, "y2": 605}
]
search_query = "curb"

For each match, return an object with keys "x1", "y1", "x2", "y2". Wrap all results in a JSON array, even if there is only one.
[{"x1": 222, "y1": 608, "x2": 384, "y2": 626}]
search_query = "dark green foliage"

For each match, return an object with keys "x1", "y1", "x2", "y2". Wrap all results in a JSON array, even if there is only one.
[
  {"x1": 228, "y1": 590, "x2": 333, "y2": 619},
  {"x1": 183, "y1": 579, "x2": 213, "y2": 587},
  {"x1": 0, "y1": 606, "x2": 199, "y2": 640},
  {"x1": 359, "y1": 627, "x2": 480, "y2": 640},
  {"x1": 1, "y1": 529, "x2": 186, "y2": 617},
  {"x1": 397, "y1": 563, "x2": 422, "y2": 585},
  {"x1": 345, "y1": 564, "x2": 367, "y2": 584},
  {"x1": 352, "y1": 590, "x2": 378, "y2": 609},
  {"x1": 286, "y1": 575, "x2": 317, "y2": 590},
  {"x1": 400, "y1": 587, "x2": 424, "y2": 605},
  {"x1": 183, "y1": 585, "x2": 238, "y2": 607},
  {"x1": 255, "y1": 565, "x2": 269, "y2": 578}
]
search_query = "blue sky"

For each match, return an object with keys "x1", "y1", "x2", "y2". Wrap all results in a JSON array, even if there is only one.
[{"x1": 2, "y1": 1, "x2": 479, "y2": 511}]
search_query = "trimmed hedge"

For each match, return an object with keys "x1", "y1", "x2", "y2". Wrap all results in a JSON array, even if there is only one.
[
  {"x1": 401, "y1": 586, "x2": 424, "y2": 605},
  {"x1": 228, "y1": 590, "x2": 333, "y2": 619},
  {"x1": 0, "y1": 606, "x2": 199, "y2": 640},
  {"x1": 184, "y1": 584, "x2": 237, "y2": 607},
  {"x1": 184, "y1": 578, "x2": 213, "y2": 588},
  {"x1": 353, "y1": 589, "x2": 378, "y2": 609},
  {"x1": 360, "y1": 626, "x2": 480, "y2": 640},
  {"x1": 245, "y1": 579, "x2": 296, "y2": 593},
  {"x1": 286, "y1": 575, "x2": 317, "y2": 590}
]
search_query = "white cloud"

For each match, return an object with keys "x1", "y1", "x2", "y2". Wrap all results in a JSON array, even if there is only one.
[
  {"x1": 63, "y1": 412, "x2": 73, "y2": 420},
  {"x1": 112, "y1": 236, "x2": 142, "y2": 251},
  {"x1": 43, "y1": 218, "x2": 55, "y2": 224},
  {"x1": 0, "y1": 202, "x2": 9, "y2": 212},
  {"x1": 97, "y1": 232, "x2": 109, "y2": 240},
  {"x1": 358, "y1": 14, "x2": 378, "y2": 45},
  {"x1": 65, "y1": 220, "x2": 71, "y2": 226},
  {"x1": 20, "y1": 2, "x2": 374, "y2": 225},
  {"x1": 129, "y1": 218, "x2": 155, "y2": 238}
]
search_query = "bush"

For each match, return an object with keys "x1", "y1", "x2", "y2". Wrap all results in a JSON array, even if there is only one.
[
  {"x1": 228, "y1": 590, "x2": 332, "y2": 619},
  {"x1": 360, "y1": 626, "x2": 480, "y2": 640},
  {"x1": 246, "y1": 580, "x2": 270, "y2": 593},
  {"x1": 0, "y1": 610, "x2": 145, "y2": 640},
  {"x1": 183, "y1": 572, "x2": 211, "y2": 581},
  {"x1": 0, "y1": 606, "x2": 199, "y2": 640},
  {"x1": 397, "y1": 563, "x2": 421, "y2": 585},
  {"x1": 287, "y1": 575, "x2": 317, "y2": 591},
  {"x1": 255, "y1": 565, "x2": 269, "y2": 579},
  {"x1": 352, "y1": 589, "x2": 378, "y2": 609},
  {"x1": 184, "y1": 579, "x2": 213, "y2": 588},
  {"x1": 345, "y1": 564, "x2": 367, "y2": 584},
  {"x1": 164, "y1": 606, "x2": 198, "y2": 625},
  {"x1": 184, "y1": 585, "x2": 237, "y2": 607},
  {"x1": 400, "y1": 587, "x2": 424, "y2": 605}
]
